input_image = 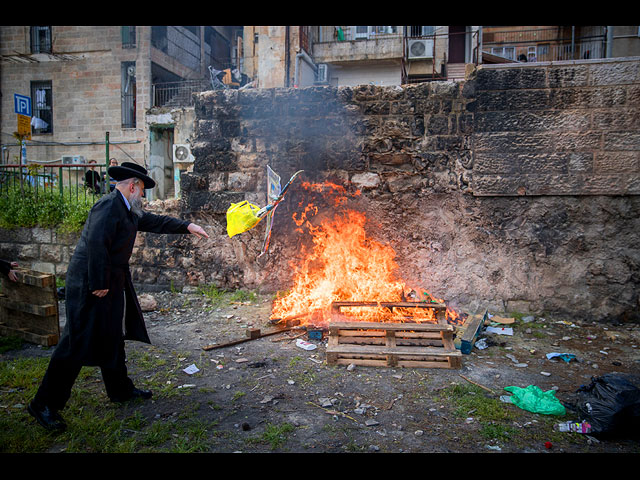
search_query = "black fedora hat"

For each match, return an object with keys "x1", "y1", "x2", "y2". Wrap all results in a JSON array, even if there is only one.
[{"x1": 108, "y1": 162, "x2": 156, "y2": 189}]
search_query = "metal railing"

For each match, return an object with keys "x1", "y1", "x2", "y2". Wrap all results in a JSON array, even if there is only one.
[
  {"x1": 482, "y1": 26, "x2": 607, "y2": 62},
  {"x1": 152, "y1": 79, "x2": 210, "y2": 108},
  {"x1": 0, "y1": 163, "x2": 111, "y2": 202},
  {"x1": 313, "y1": 26, "x2": 402, "y2": 43}
]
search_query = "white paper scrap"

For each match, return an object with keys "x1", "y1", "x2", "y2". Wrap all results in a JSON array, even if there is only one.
[
  {"x1": 485, "y1": 326, "x2": 513, "y2": 336},
  {"x1": 296, "y1": 339, "x2": 317, "y2": 351},
  {"x1": 183, "y1": 364, "x2": 200, "y2": 375}
]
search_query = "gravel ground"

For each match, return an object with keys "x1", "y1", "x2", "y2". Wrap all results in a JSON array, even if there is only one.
[{"x1": 8, "y1": 290, "x2": 640, "y2": 454}]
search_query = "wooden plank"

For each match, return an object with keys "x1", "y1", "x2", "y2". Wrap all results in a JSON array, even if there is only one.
[
  {"x1": 326, "y1": 342, "x2": 461, "y2": 358},
  {"x1": 0, "y1": 296, "x2": 57, "y2": 316},
  {"x1": 0, "y1": 323, "x2": 59, "y2": 347},
  {"x1": 329, "y1": 321, "x2": 454, "y2": 332},
  {"x1": 0, "y1": 268, "x2": 59, "y2": 346},
  {"x1": 331, "y1": 301, "x2": 447, "y2": 312}
]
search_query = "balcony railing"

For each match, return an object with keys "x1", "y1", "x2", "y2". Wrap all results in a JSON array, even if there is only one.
[
  {"x1": 482, "y1": 27, "x2": 607, "y2": 62},
  {"x1": 152, "y1": 79, "x2": 210, "y2": 108}
]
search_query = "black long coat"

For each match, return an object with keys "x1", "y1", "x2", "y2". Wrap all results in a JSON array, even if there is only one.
[{"x1": 52, "y1": 189, "x2": 190, "y2": 369}]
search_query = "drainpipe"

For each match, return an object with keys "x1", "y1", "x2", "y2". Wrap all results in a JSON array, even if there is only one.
[
  {"x1": 294, "y1": 49, "x2": 317, "y2": 88},
  {"x1": 285, "y1": 26, "x2": 290, "y2": 87},
  {"x1": 606, "y1": 26, "x2": 614, "y2": 58}
]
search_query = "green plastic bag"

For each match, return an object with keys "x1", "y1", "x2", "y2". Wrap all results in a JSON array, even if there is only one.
[{"x1": 504, "y1": 385, "x2": 566, "y2": 416}]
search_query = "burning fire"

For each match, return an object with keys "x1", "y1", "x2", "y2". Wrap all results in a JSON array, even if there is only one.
[{"x1": 270, "y1": 181, "x2": 461, "y2": 326}]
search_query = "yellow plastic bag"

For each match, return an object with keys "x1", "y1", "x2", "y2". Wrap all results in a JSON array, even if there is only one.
[{"x1": 226, "y1": 201, "x2": 262, "y2": 238}]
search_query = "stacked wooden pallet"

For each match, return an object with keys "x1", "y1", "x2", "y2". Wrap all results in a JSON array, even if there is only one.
[
  {"x1": 0, "y1": 269, "x2": 60, "y2": 346},
  {"x1": 326, "y1": 301, "x2": 461, "y2": 369}
]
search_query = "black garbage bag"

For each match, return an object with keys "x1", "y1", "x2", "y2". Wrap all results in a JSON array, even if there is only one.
[{"x1": 574, "y1": 373, "x2": 640, "y2": 437}]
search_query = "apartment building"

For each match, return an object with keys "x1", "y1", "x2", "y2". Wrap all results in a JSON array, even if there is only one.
[
  {"x1": 242, "y1": 26, "x2": 482, "y2": 88},
  {"x1": 0, "y1": 26, "x2": 240, "y2": 199}
]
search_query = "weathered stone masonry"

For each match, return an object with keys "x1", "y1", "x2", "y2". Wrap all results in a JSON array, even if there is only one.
[
  {"x1": 169, "y1": 57, "x2": 640, "y2": 322},
  {"x1": 5, "y1": 58, "x2": 639, "y2": 322}
]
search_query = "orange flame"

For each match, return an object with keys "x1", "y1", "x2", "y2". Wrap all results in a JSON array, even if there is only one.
[{"x1": 271, "y1": 181, "x2": 461, "y2": 327}]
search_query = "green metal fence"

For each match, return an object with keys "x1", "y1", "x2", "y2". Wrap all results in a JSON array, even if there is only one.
[{"x1": 0, "y1": 163, "x2": 111, "y2": 202}]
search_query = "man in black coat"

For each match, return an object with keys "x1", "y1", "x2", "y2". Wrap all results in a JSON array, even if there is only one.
[{"x1": 28, "y1": 162, "x2": 209, "y2": 432}]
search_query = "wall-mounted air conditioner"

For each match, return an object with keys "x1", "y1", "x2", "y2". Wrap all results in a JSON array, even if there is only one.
[
  {"x1": 61, "y1": 155, "x2": 86, "y2": 169},
  {"x1": 407, "y1": 39, "x2": 434, "y2": 59},
  {"x1": 315, "y1": 63, "x2": 329, "y2": 84},
  {"x1": 173, "y1": 144, "x2": 194, "y2": 163}
]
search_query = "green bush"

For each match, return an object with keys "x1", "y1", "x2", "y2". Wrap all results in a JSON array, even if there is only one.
[{"x1": 0, "y1": 184, "x2": 97, "y2": 233}]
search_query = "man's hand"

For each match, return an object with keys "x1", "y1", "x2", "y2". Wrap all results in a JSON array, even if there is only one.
[
  {"x1": 188, "y1": 223, "x2": 209, "y2": 239},
  {"x1": 92, "y1": 289, "x2": 109, "y2": 297}
]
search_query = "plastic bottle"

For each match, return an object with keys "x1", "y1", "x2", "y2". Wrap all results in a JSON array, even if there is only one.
[{"x1": 555, "y1": 421, "x2": 592, "y2": 433}]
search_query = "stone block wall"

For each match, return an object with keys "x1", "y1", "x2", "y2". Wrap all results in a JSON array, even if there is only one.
[
  {"x1": 167, "y1": 57, "x2": 640, "y2": 322},
  {"x1": 473, "y1": 59, "x2": 640, "y2": 195}
]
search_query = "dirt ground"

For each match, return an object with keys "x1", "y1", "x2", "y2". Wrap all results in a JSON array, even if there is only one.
[{"x1": 12, "y1": 290, "x2": 640, "y2": 454}]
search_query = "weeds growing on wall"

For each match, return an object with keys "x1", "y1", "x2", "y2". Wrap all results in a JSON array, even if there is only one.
[{"x1": 0, "y1": 185, "x2": 97, "y2": 233}]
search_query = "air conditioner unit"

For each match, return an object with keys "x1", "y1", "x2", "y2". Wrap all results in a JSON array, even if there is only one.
[
  {"x1": 61, "y1": 155, "x2": 86, "y2": 169},
  {"x1": 315, "y1": 63, "x2": 329, "y2": 84},
  {"x1": 173, "y1": 144, "x2": 194, "y2": 163},
  {"x1": 407, "y1": 39, "x2": 434, "y2": 59}
]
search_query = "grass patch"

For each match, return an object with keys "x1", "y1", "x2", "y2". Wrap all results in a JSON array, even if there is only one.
[
  {"x1": 197, "y1": 284, "x2": 260, "y2": 308},
  {"x1": 247, "y1": 422, "x2": 295, "y2": 450}
]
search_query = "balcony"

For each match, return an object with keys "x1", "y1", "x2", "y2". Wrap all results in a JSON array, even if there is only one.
[
  {"x1": 312, "y1": 26, "x2": 404, "y2": 64},
  {"x1": 152, "y1": 79, "x2": 210, "y2": 108}
]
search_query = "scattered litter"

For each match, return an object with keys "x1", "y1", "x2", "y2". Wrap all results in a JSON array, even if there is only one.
[
  {"x1": 475, "y1": 338, "x2": 488, "y2": 350},
  {"x1": 503, "y1": 385, "x2": 566, "y2": 416},
  {"x1": 308, "y1": 329, "x2": 323, "y2": 340},
  {"x1": 545, "y1": 441, "x2": 552, "y2": 449},
  {"x1": 235, "y1": 358, "x2": 249, "y2": 363},
  {"x1": 485, "y1": 326, "x2": 513, "y2": 335},
  {"x1": 522, "y1": 316, "x2": 535, "y2": 323},
  {"x1": 178, "y1": 384, "x2": 196, "y2": 389},
  {"x1": 491, "y1": 315, "x2": 515, "y2": 325},
  {"x1": 546, "y1": 352, "x2": 577, "y2": 363},
  {"x1": 500, "y1": 395, "x2": 512, "y2": 404},
  {"x1": 555, "y1": 421, "x2": 592, "y2": 433},
  {"x1": 183, "y1": 364, "x2": 200, "y2": 375},
  {"x1": 365, "y1": 419, "x2": 380, "y2": 427},
  {"x1": 296, "y1": 339, "x2": 317, "y2": 351},
  {"x1": 486, "y1": 445, "x2": 501, "y2": 451},
  {"x1": 540, "y1": 372, "x2": 552, "y2": 376}
]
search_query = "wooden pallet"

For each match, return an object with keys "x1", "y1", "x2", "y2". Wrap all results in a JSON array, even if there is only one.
[
  {"x1": 326, "y1": 320, "x2": 462, "y2": 369},
  {"x1": 0, "y1": 269, "x2": 60, "y2": 346}
]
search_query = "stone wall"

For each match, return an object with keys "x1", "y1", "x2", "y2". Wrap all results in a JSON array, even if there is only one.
[{"x1": 165, "y1": 57, "x2": 640, "y2": 322}]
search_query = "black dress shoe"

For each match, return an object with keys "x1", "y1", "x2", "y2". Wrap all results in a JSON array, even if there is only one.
[
  {"x1": 110, "y1": 387, "x2": 153, "y2": 403},
  {"x1": 27, "y1": 402, "x2": 67, "y2": 432}
]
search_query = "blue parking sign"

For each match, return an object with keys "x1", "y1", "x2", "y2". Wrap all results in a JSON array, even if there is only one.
[{"x1": 14, "y1": 94, "x2": 32, "y2": 116}]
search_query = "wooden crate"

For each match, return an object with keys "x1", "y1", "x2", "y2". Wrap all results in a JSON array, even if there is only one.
[
  {"x1": 0, "y1": 269, "x2": 60, "y2": 346},
  {"x1": 326, "y1": 321, "x2": 462, "y2": 369}
]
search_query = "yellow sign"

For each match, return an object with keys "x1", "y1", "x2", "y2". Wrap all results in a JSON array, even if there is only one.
[{"x1": 17, "y1": 114, "x2": 31, "y2": 140}]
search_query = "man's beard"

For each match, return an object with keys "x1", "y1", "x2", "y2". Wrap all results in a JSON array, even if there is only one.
[{"x1": 130, "y1": 192, "x2": 144, "y2": 218}]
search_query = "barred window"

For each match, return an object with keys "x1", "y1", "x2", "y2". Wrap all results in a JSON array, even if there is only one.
[
  {"x1": 121, "y1": 26, "x2": 136, "y2": 48},
  {"x1": 121, "y1": 62, "x2": 136, "y2": 128},
  {"x1": 31, "y1": 26, "x2": 52, "y2": 53},
  {"x1": 30, "y1": 80, "x2": 53, "y2": 134}
]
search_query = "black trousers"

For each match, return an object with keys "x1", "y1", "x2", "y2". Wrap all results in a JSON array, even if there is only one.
[{"x1": 32, "y1": 338, "x2": 134, "y2": 411}]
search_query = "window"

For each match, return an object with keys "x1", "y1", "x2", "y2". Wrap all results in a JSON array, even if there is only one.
[
  {"x1": 31, "y1": 26, "x2": 52, "y2": 54},
  {"x1": 410, "y1": 26, "x2": 435, "y2": 37},
  {"x1": 30, "y1": 81, "x2": 53, "y2": 134},
  {"x1": 121, "y1": 62, "x2": 136, "y2": 128},
  {"x1": 491, "y1": 46, "x2": 515, "y2": 60},
  {"x1": 121, "y1": 26, "x2": 136, "y2": 48}
]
